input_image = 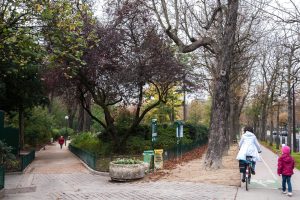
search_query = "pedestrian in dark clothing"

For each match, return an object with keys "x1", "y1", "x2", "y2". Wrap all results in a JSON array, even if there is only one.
[
  {"x1": 58, "y1": 136, "x2": 64, "y2": 149},
  {"x1": 278, "y1": 145, "x2": 295, "y2": 197}
]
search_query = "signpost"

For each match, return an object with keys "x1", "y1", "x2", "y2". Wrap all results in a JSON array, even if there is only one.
[
  {"x1": 175, "y1": 121, "x2": 184, "y2": 160},
  {"x1": 151, "y1": 119, "x2": 157, "y2": 149}
]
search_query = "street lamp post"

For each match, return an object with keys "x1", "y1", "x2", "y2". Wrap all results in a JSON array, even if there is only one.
[{"x1": 64, "y1": 115, "x2": 69, "y2": 146}]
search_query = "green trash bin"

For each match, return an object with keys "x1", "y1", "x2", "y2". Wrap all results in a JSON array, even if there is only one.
[{"x1": 143, "y1": 150, "x2": 154, "y2": 170}]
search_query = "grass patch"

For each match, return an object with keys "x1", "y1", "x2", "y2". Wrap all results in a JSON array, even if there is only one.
[
  {"x1": 291, "y1": 152, "x2": 300, "y2": 170},
  {"x1": 260, "y1": 141, "x2": 300, "y2": 170},
  {"x1": 260, "y1": 141, "x2": 281, "y2": 155}
]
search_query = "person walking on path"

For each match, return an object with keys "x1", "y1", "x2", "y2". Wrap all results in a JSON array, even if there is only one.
[
  {"x1": 58, "y1": 136, "x2": 65, "y2": 149},
  {"x1": 278, "y1": 145, "x2": 295, "y2": 197}
]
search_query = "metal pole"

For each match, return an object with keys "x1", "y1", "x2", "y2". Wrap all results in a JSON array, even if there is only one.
[
  {"x1": 183, "y1": 74, "x2": 186, "y2": 121},
  {"x1": 65, "y1": 121, "x2": 67, "y2": 146},
  {"x1": 183, "y1": 87, "x2": 186, "y2": 121},
  {"x1": 65, "y1": 116, "x2": 68, "y2": 146}
]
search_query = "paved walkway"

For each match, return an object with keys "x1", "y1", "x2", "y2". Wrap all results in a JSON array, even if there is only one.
[{"x1": 3, "y1": 142, "x2": 300, "y2": 199}]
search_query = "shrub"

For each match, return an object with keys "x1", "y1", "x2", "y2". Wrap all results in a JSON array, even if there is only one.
[
  {"x1": 24, "y1": 106, "x2": 55, "y2": 146},
  {"x1": 52, "y1": 127, "x2": 74, "y2": 141},
  {"x1": 151, "y1": 125, "x2": 190, "y2": 149},
  {"x1": 51, "y1": 128, "x2": 61, "y2": 141},
  {"x1": 126, "y1": 136, "x2": 151, "y2": 154},
  {"x1": 0, "y1": 140, "x2": 16, "y2": 165},
  {"x1": 184, "y1": 123, "x2": 209, "y2": 141},
  {"x1": 71, "y1": 132, "x2": 102, "y2": 154}
]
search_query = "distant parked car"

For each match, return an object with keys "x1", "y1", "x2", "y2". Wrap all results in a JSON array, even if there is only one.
[{"x1": 280, "y1": 131, "x2": 288, "y2": 136}]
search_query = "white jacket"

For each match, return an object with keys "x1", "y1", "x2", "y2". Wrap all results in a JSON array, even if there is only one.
[{"x1": 236, "y1": 131, "x2": 261, "y2": 162}]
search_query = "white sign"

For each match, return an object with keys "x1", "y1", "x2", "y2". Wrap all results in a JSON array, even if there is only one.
[{"x1": 176, "y1": 125, "x2": 183, "y2": 138}]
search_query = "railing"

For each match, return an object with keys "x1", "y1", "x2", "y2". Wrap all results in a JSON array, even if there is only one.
[
  {"x1": 69, "y1": 138, "x2": 207, "y2": 172},
  {"x1": 21, "y1": 150, "x2": 35, "y2": 171},
  {"x1": 163, "y1": 138, "x2": 208, "y2": 161},
  {"x1": 0, "y1": 165, "x2": 4, "y2": 190},
  {"x1": 69, "y1": 144, "x2": 96, "y2": 170}
]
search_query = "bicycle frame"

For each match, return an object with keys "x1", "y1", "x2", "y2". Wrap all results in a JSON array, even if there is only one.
[{"x1": 244, "y1": 156, "x2": 253, "y2": 191}]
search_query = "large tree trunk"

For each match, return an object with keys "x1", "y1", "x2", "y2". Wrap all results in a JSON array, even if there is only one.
[
  {"x1": 204, "y1": 0, "x2": 239, "y2": 169},
  {"x1": 205, "y1": 78, "x2": 230, "y2": 168}
]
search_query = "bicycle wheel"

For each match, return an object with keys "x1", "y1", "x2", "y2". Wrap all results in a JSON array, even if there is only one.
[
  {"x1": 248, "y1": 170, "x2": 251, "y2": 184},
  {"x1": 245, "y1": 166, "x2": 249, "y2": 191}
]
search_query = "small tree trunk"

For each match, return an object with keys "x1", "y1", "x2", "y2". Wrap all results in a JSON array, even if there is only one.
[
  {"x1": 276, "y1": 104, "x2": 280, "y2": 149},
  {"x1": 261, "y1": 110, "x2": 267, "y2": 141},
  {"x1": 229, "y1": 99, "x2": 240, "y2": 143},
  {"x1": 77, "y1": 105, "x2": 84, "y2": 132},
  {"x1": 83, "y1": 111, "x2": 91, "y2": 131},
  {"x1": 83, "y1": 95, "x2": 92, "y2": 131},
  {"x1": 47, "y1": 91, "x2": 54, "y2": 114},
  {"x1": 269, "y1": 109, "x2": 274, "y2": 146},
  {"x1": 287, "y1": 82, "x2": 292, "y2": 147},
  {"x1": 103, "y1": 106, "x2": 119, "y2": 150},
  {"x1": 18, "y1": 107, "x2": 25, "y2": 150},
  {"x1": 67, "y1": 103, "x2": 77, "y2": 129}
]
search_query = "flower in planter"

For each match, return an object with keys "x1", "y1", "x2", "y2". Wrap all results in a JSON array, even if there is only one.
[{"x1": 112, "y1": 158, "x2": 143, "y2": 165}]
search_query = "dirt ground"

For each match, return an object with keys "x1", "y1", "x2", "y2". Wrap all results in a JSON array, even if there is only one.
[{"x1": 144, "y1": 145, "x2": 241, "y2": 187}]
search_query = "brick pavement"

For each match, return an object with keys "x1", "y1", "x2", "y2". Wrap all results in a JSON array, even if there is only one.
[{"x1": 5, "y1": 177, "x2": 238, "y2": 200}]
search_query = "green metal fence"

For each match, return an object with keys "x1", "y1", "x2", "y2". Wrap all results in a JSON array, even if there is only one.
[
  {"x1": 163, "y1": 138, "x2": 208, "y2": 161},
  {"x1": 21, "y1": 150, "x2": 35, "y2": 171},
  {"x1": 0, "y1": 165, "x2": 4, "y2": 190},
  {"x1": 68, "y1": 138, "x2": 207, "y2": 172},
  {"x1": 69, "y1": 144, "x2": 96, "y2": 170}
]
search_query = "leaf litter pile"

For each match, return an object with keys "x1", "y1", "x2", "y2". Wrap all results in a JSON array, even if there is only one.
[{"x1": 146, "y1": 145, "x2": 207, "y2": 181}]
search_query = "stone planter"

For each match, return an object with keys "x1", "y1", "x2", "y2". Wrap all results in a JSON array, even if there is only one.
[{"x1": 109, "y1": 162, "x2": 146, "y2": 181}]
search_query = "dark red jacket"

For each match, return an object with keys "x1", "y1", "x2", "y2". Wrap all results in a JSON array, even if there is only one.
[
  {"x1": 58, "y1": 137, "x2": 64, "y2": 145},
  {"x1": 277, "y1": 153, "x2": 295, "y2": 176}
]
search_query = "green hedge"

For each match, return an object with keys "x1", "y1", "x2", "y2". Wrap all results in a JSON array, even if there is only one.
[{"x1": 72, "y1": 123, "x2": 209, "y2": 156}]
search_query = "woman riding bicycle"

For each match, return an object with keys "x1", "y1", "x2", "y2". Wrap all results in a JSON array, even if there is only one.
[{"x1": 236, "y1": 126, "x2": 262, "y2": 182}]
